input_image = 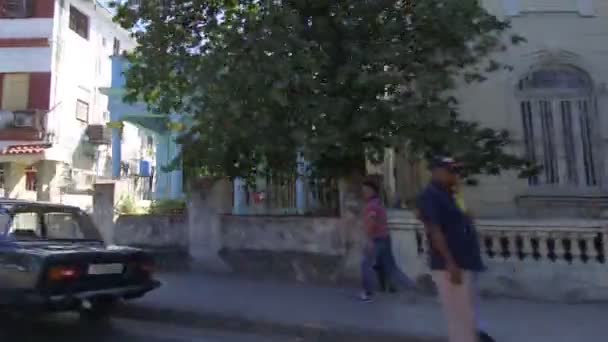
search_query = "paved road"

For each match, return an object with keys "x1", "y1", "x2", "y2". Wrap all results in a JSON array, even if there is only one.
[{"x1": 0, "y1": 314, "x2": 289, "y2": 342}]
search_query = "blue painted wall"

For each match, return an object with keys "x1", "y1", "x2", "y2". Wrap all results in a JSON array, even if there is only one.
[{"x1": 107, "y1": 56, "x2": 184, "y2": 200}]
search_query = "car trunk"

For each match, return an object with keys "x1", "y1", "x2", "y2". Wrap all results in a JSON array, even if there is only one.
[{"x1": 21, "y1": 242, "x2": 154, "y2": 296}]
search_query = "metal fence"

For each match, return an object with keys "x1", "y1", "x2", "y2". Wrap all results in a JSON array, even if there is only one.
[{"x1": 238, "y1": 175, "x2": 339, "y2": 216}]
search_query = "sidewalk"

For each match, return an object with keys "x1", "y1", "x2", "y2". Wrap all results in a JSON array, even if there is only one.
[{"x1": 118, "y1": 272, "x2": 607, "y2": 341}]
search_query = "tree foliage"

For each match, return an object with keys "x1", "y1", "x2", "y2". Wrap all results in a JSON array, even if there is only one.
[{"x1": 112, "y1": 0, "x2": 535, "y2": 181}]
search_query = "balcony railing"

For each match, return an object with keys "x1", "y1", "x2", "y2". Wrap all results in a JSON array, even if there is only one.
[{"x1": 0, "y1": 110, "x2": 46, "y2": 141}]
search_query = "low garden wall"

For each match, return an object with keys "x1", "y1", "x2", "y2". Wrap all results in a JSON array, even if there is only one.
[
  {"x1": 217, "y1": 215, "x2": 354, "y2": 283},
  {"x1": 114, "y1": 214, "x2": 190, "y2": 269}
]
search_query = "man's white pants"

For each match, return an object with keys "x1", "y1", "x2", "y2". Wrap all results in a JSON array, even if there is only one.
[{"x1": 432, "y1": 270, "x2": 479, "y2": 342}]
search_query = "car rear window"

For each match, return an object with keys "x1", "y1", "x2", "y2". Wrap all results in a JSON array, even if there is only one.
[
  {"x1": 11, "y1": 212, "x2": 41, "y2": 239},
  {"x1": 0, "y1": 206, "x2": 101, "y2": 241},
  {"x1": 44, "y1": 212, "x2": 86, "y2": 240}
]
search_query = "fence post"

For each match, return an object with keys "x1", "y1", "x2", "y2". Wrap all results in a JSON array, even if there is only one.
[
  {"x1": 233, "y1": 177, "x2": 246, "y2": 215},
  {"x1": 296, "y1": 151, "x2": 308, "y2": 214}
]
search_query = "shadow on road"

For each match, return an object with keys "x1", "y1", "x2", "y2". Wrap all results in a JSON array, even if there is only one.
[{"x1": 0, "y1": 313, "x2": 123, "y2": 342}]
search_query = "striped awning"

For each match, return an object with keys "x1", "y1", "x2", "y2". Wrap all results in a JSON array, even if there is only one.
[{"x1": 0, "y1": 143, "x2": 51, "y2": 155}]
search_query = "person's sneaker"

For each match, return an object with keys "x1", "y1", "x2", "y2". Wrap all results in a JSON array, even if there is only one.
[
  {"x1": 478, "y1": 330, "x2": 496, "y2": 342},
  {"x1": 358, "y1": 292, "x2": 373, "y2": 302}
]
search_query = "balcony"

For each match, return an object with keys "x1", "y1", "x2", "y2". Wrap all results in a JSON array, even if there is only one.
[
  {"x1": 86, "y1": 124, "x2": 111, "y2": 145},
  {"x1": 0, "y1": 110, "x2": 45, "y2": 141}
]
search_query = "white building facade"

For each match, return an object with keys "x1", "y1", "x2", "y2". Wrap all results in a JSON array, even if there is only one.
[
  {"x1": 0, "y1": 0, "x2": 152, "y2": 208},
  {"x1": 390, "y1": 0, "x2": 608, "y2": 218}
]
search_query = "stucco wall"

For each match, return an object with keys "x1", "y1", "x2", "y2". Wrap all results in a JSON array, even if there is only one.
[
  {"x1": 452, "y1": 1, "x2": 608, "y2": 217},
  {"x1": 48, "y1": 0, "x2": 135, "y2": 166},
  {"x1": 220, "y1": 215, "x2": 344, "y2": 255},
  {"x1": 218, "y1": 215, "x2": 353, "y2": 283},
  {"x1": 114, "y1": 214, "x2": 188, "y2": 250}
]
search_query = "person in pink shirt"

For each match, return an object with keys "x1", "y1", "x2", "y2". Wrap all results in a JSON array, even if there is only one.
[{"x1": 359, "y1": 178, "x2": 413, "y2": 301}]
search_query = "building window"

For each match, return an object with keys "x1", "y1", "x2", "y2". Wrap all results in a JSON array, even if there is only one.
[
  {"x1": 69, "y1": 6, "x2": 89, "y2": 40},
  {"x1": 0, "y1": 164, "x2": 6, "y2": 190},
  {"x1": 25, "y1": 166, "x2": 37, "y2": 192},
  {"x1": 75, "y1": 100, "x2": 89, "y2": 122},
  {"x1": 519, "y1": 65, "x2": 597, "y2": 187},
  {"x1": 113, "y1": 38, "x2": 121, "y2": 56},
  {"x1": 1, "y1": 73, "x2": 30, "y2": 111},
  {"x1": 0, "y1": 0, "x2": 34, "y2": 18}
]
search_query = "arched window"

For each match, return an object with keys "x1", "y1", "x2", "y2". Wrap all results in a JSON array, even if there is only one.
[{"x1": 518, "y1": 65, "x2": 596, "y2": 187}]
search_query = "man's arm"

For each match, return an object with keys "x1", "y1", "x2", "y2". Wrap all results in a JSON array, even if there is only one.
[
  {"x1": 416, "y1": 196, "x2": 462, "y2": 284},
  {"x1": 423, "y1": 222, "x2": 457, "y2": 269}
]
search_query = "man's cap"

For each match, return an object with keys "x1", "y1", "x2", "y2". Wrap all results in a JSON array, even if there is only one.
[{"x1": 429, "y1": 156, "x2": 463, "y2": 172}]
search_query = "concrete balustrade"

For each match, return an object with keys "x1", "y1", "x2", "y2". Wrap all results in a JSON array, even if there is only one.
[{"x1": 388, "y1": 210, "x2": 608, "y2": 301}]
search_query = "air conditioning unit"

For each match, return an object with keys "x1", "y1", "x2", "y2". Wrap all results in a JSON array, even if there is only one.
[
  {"x1": 13, "y1": 111, "x2": 35, "y2": 128},
  {"x1": 3, "y1": 0, "x2": 34, "y2": 18},
  {"x1": 86, "y1": 124, "x2": 111, "y2": 145}
]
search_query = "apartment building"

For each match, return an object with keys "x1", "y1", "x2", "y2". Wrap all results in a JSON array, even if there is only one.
[{"x1": 0, "y1": 0, "x2": 152, "y2": 205}]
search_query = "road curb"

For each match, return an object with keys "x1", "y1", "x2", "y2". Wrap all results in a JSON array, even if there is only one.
[{"x1": 115, "y1": 303, "x2": 440, "y2": 342}]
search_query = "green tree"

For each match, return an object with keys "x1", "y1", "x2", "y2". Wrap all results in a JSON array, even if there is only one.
[{"x1": 112, "y1": 0, "x2": 535, "y2": 181}]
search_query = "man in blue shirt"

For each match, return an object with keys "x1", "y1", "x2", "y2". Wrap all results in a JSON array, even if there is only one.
[{"x1": 416, "y1": 157, "x2": 486, "y2": 342}]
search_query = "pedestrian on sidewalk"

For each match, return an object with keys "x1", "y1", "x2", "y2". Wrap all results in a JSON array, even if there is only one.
[
  {"x1": 374, "y1": 261, "x2": 397, "y2": 293},
  {"x1": 452, "y1": 176, "x2": 495, "y2": 342},
  {"x1": 415, "y1": 156, "x2": 485, "y2": 342},
  {"x1": 359, "y1": 177, "x2": 412, "y2": 302}
]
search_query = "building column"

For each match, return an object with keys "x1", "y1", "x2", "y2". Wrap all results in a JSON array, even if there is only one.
[
  {"x1": 110, "y1": 122, "x2": 123, "y2": 179},
  {"x1": 232, "y1": 177, "x2": 246, "y2": 215},
  {"x1": 36, "y1": 160, "x2": 62, "y2": 203},
  {"x1": 92, "y1": 182, "x2": 116, "y2": 244},
  {"x1": 154, "y1": 134, "x2": 170, "y2": 199},
  {"x1": 169, "y1": 138, "x2": 183, "y2": 199},
  {"x1": 5, "y1": 163, "x2": 24, "y2": 199},
  {"x1": 168, "y1": 113, "x2": 183, "y2": 200}
]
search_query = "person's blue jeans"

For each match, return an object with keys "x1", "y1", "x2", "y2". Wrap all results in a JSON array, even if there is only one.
[{"x1": 361, "y1": 237, "x2": 413, "y2": 295}]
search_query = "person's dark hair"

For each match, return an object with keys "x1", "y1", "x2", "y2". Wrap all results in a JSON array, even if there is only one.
[{"x1": 362, "y1": 178, "x2": 380, "y2": 194}]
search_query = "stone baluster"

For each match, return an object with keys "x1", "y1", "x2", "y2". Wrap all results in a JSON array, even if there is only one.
[
  {"x1": 500, "y1": 231, "x2": 513, "y2": 260},
  {"x1": 519, "y1": 231, "x2": 533, "y2": 260},
  {"x1": 579, "y1": 232, "x2": 596, "y2": 263},
  {"x1": 536, "y1": 231, "x2": 550, "y2": 261},
  {"x1": 551, "y1": 231, "x2": 566, "y2": 263},
  {"x1": 485, "y1": 231, "x2": 499, "y2": 259},
  {"x1": 583, "y1": 232, "x2": 599, "y2": 263},
  {"x1": 477, "y1": 231, "x2": 487, "y2": 258},
  {"x1": 415, "y1": 229, "x2": 425, "y2": 255},
  {"x1": 570, "y1": 231, "x2": 584, "y2": 263},
  {"x1": 602, "y1": 230, "x2": 608, "y2": 263},
  {"x1": 560, "y1": 231, "x2": 573, "y2": 263}
]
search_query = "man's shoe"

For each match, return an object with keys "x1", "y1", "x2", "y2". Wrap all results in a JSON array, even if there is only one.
[
  {"x1": 478, "y1": 330, "x2": 496, "y2": 342},
  {"x1": 358, "y1": 292, "x2": 373, "y2": 302}
]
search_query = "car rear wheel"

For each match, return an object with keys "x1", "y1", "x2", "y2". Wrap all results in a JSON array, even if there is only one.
[{"x1": 79, "y1": 299, "x2": 117, "y2": 323}]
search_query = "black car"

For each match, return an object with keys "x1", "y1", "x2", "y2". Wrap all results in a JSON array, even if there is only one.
[{"x1": 0, "y1": 200, "x2": 160, "y2": 320}]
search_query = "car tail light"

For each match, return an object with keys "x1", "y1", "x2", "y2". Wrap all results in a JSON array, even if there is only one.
[
  {"x1": 48, "y1": 266, "x2": 81, "y2": 281},
  {"x1": 140, "y1": 262, "x2": 154, "y2": 274}
]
